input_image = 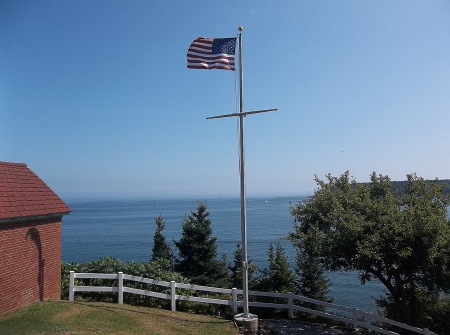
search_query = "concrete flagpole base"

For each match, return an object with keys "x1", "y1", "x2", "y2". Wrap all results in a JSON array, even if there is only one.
[{"x1": 234, "y1": 313, "x2": 258, "y2": 333}]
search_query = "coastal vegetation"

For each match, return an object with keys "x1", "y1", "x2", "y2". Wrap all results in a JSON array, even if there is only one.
[
  {"x1": 61, "y1": 256, "x2": 188, "y2": 310},
  {"x1": 60, "y1": 173, "x2": 450, "y2": 333},
  {"x1": 387, "y1": 179, "x2": 450, "y2": 196},
  {"x1": 289, "y1": 171, "x2": 450, "y2": 334},
  {"x1": 292, "y1": 225, "x2": 333, "y2": 312},
  {"x1": 151, "y1": 215, "x2": 173, "y2": 266},
  {"x1": 60, "y1": 203, "x2": 299, "y2": 318},
  {"x1": 173, "y1": 202, "x2": 230, "y2": 288},
  {"x1": 254, "y1": 242, "x2": 296, "y2": 294},
  {"x1": 229, "y1": 243, "x2": 258, "y2": 289}
]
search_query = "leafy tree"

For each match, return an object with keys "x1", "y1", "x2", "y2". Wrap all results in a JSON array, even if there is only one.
[
  {"x1": 173, "y1": 202, "x2": 230, "y2": 287},
  {"x1": 289, "y1": 171, "x2": 450, "y2": 329},
  {"x1": 256, "y1": 242, "x2": 295, "y2": 293},
  {"x1": 229, "y1": 243, "x2": 258, "y2": 289},
  {"x1": 291, "y1": 224, "x2": 333, "y2": 311},
  {"x1": 151, "y1": 215, "x2": 172, "y2": 267}
]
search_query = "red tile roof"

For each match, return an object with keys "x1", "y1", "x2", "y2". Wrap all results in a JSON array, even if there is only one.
[{"x1": 0, "y1": 162, "x2": 71, "y2": 221}]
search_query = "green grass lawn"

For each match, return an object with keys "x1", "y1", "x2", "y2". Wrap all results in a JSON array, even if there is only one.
[{"x1": 0, "y1": 301, "x2": 238, "y2": 335}]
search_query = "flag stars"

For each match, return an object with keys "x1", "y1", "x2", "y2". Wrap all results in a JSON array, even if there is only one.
[{"x1": 212, "y1": 38, "x2": 236, "y2": 55}]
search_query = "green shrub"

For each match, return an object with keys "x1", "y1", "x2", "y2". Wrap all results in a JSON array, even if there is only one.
[{"x1": 61, "y1": 257, "x2": 189, "y2": 307}]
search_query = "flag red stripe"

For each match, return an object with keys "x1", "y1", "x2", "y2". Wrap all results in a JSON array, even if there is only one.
[
  {"x1": 187, "y1": 53, "x2": 235, "y2": 61},
  {"x1": 187, "y1": 64, "x2": 234, "y2": 70}
]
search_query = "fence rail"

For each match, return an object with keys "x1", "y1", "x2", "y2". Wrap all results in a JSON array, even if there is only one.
[{"x1": 68, "y1": 271, "x2": 436, "y2": 335}]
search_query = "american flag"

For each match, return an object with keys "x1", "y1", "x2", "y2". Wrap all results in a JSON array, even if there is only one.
[{"x1": 187, "y1": 37, "x2": 237, "y2": 71}]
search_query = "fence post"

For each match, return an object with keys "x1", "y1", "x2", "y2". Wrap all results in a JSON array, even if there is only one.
[
  {"x1": 288, "y1": 292, "x2": 293, "y2": 319},
  {"x1": 69, "y1": 271, "x2": 74, "y2": 301},
  {"x1": 352, "y1": 307, "x2": 358, "y2": 329},
  {"x1": 118, "y1": 272, "x2": 123, "y2": 304},
  {"x1": 170, "y1": 281, "x2": 176, "y2": 312},
  {"x1": 232, "y1": 288, "x2": 237, "y2": 314}
]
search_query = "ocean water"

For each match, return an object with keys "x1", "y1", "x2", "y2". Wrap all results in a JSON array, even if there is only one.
[{"x1": 61, "y1": 196, "x2": 384, "y2": 312}]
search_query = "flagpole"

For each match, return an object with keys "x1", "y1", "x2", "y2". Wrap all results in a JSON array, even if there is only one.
[
  {"x1": 237, "y1": 27, "x2": 250, "y2": 318},
  {"x1": 203, "y1": 27, "x2": 278, "y2": 332}
]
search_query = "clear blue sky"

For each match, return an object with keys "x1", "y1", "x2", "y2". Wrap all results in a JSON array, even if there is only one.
[{"x1": 2, "y1": 1, "x2": 450, "y2": 199}]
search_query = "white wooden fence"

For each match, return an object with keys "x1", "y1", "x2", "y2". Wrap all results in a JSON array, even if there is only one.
[{"x1": 68, "y1": 271, "x2": 437, "y2": 335}]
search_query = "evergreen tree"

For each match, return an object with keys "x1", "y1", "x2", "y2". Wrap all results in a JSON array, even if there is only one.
[
  {"x1": 293, "y1": 225, "x2": 333, "y2": 311},
  {"x1": 151, "y1": 215, "x2": 171, "y2": 265},
  {"x1": 257, "y1": 242, "x2": 295, "y2": 293},
  {"x1": 173, "y1": 202, "x2": 230, "y2": 287},
  {"x1": 229, "y1": 243, "x2": 258, "y2": 289}
]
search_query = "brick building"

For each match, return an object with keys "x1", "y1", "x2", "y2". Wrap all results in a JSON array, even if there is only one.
[{"x1": 0, "y1": 162, "x2": 71, "y2": 316}]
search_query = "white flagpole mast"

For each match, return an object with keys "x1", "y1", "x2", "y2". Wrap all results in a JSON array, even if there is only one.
[
  {"x1": 237, "y1": 27, "x2": 250, "y2": 318},
  {"x1": 206, "y1": 26, "x2": 277, "y2": 320}
]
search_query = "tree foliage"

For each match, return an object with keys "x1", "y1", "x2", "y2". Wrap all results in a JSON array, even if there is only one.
[
  {"x1": 289, "y1": 171, "x2": 450, "y2": 328},
  {"x1": 256, "y1": 242, "x2": 295, "y2": 294},
  {"x1": 173, "y1": 202, "x2": 230, "y2": 287},
  {"x1": 291, "y1": 224, "x2": 333, "y2": 311},
  {"x1": 229, "y1": 243, "x2": 258, "y2": 289},
  {"x1": 151, "y1": 215, "x2": 172, "y2": 266}
]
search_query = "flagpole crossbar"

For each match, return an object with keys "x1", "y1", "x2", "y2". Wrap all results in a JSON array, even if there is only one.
[{"x1": 206, "y1": 108, "x2": 278, "y2": 120}]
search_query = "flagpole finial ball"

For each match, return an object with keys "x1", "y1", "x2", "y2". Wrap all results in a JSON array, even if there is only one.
[{"x1": 238, "y1": 26, "x2": 243, "y2": 31}]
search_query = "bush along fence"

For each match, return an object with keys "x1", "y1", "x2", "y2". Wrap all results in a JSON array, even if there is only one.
[{"x1": 68, "y1": 271, "x2": 437, "y2": 335}]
